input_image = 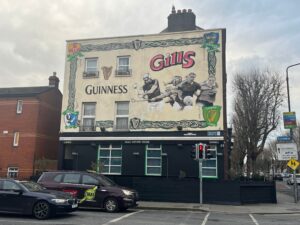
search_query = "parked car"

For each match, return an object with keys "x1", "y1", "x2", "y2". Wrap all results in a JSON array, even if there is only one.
[
  {"x1": 37, "y1": 171, "x2": 139, "y2": 212},
  {"x1": 0, "y1": 178, "x2": 77, "y2": 219},
  {"x1": 286, "y1": 174, "x2": 300, "y2": 185}
]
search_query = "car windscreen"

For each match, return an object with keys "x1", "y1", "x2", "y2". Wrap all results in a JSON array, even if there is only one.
[{"x1": 20, "y1": 181, "x2": 46, "y2": 192}]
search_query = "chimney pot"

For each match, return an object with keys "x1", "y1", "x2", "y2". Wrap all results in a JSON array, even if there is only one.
[
  {"x1": 188, "y1": 9, "x2": 192, "y2": 13},
  {"x1": 177, "y1": 9, "x2": 181, "y2": 13},
  {"x1": 183, "y1": 9, "x2": 187, "y2": 13},
  {"x1": 49, "y1": 72, "x2": 60, "y2": 88}
]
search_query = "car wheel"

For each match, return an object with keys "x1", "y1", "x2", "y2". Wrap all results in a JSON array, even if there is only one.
[
  {"x1": 104, "y1": 197, "x2": 119, "y2": 213},
  {"x1": 33, "y1": 201, "x2": 51, "y2": 220}
]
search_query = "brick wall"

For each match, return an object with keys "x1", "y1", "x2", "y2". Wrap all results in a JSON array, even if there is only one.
[{"x1": 0, "y1": 89, "x2": 62, "y2": 179}]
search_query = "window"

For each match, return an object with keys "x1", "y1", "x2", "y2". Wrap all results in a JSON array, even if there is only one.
[
  {"x1": 54, "y1": 174, "x2": 63, "y2": 182},
  {"x1": 16, "y1": 100, "x2": 23, "y2": 114},
  {"x1": 13, "y1": 132, "x2": 19, "y2": 147},
  {"x1": 202, "y1": 145, "x2": 218, "y2": 178},
  {"x1": 3, "y1": 180, "x2": 21, "y2": 190},
  {"x1": 115, "y1": 101, "x2": 129, "y2": 130},
  {"x1": 145, "y1": 144, "x2": 162, "y2": 176},
  {"x1": 116, "y1": 56, "x2": 131, "y2": 75},
  {"x1": 81, "y1": 102, "x2": 96, "y2": 131},
  {"x1": 82, "y1": 175, "x2": 99, "y2": 185},
  {"x1": 84, "y1": 58, "x2": 99, "y2": 77},
  {"x1": 63, "y1": 173, "x2": 81, "y2": 184},
  {"x1": 7, "y1": 167, "x2": 19, "y2": 178},
  {"x1": 99, "y1": 144, "x2": 122, "y2": 175}
]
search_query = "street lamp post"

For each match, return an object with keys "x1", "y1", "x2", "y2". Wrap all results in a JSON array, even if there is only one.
[
  {"x1": 286, "y1": 63, "x2": 300, "y2": 204},
  {"x1": 286, "y1": 63, "x2": 300, "y2": 138}
]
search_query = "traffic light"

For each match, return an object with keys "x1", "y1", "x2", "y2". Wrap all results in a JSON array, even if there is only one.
[
  {"x1": 191, "y1": 144, "x2": 199, "y2": 160},
  {"x1": 204, "y1": 144, "x2": 213, "y2": 159},
  {"x1": 198, "y1": 143, "x2": 204, "y2": 159}
]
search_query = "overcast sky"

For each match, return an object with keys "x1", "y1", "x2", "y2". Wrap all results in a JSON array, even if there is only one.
[{"x1": 1, "y1": 0, "x2": 300, "y2": 134}]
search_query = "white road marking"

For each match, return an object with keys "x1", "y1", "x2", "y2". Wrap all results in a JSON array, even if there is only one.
[
  {"x1": 249, "y1": 214, "x2": 260, "y2": 225},
  {"x1": 102, "y1": 210, "x2": 144, "y2": 225},
  {"x1": 0, "y1": 220, "x2": 79, "y2": 225},
  {"x1": 201, "y1": 212, "x2": 210, "y2": 225}
]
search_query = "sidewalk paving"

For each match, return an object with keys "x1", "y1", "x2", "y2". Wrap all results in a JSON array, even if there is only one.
[{"x1": 137, "y1": 192, "x2": 300, "y2": 214}]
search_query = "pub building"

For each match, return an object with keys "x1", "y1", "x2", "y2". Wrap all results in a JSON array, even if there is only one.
[{"x1": 59, "y1": 7, "x2": 228, "y2": 202}]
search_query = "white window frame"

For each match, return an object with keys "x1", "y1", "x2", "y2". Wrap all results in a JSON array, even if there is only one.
[
  {"x1": 16, "y1": 100, "x2": 23, "y2": 114},
  {"x1": 202, "y1": 145, "x2": 218, "y2": 178},
  {"x1": 98, "y1": 144, "x2": 122, "y2": 175},
  {"x1": 13, "y1": 132, "x2": 19, "y2": 147},
  {"x1": 145, "y1": 144, "x2": 162, "y2": 176},
  {"x1": 115, "y1": 101, "x2": 129, "y2": 130},
  {"x1": 81, "y1": 102, "x2": 96, "y2": 131},
  {"x1": 7, "y1": 167, "x2": 19, "y2": 178},
  {"x1": 84, "y1": 58, "x2": 99, "y2": 77},
  {"x1": 116, "y1": 56, "x2": 131, "y2": 76}
]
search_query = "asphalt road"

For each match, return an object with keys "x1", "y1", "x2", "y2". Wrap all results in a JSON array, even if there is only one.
[{"x1": 0, "y1": 209, "x2": 299, "y2": 225}]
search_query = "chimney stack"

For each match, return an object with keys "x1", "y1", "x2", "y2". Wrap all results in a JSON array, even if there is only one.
[
  {"x1": 166, "y1": 6, "x2": 196, "y2": 32},
  {"x1": 49, "y1": 72, "x2": 60, "y2": 89}
]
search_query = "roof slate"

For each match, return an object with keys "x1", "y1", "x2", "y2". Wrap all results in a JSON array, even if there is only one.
[{"x1": 0, "y1": 86, "x2": 53, "y2": 97}]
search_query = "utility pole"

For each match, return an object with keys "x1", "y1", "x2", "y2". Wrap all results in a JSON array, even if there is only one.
[{"x1": 286, "y1": 63, "x2": 300, "y2": 203}]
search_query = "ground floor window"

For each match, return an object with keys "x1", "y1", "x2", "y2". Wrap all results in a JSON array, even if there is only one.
[
  {"x1": 202, "y1": 145, "x2": 218, "y2": 178},
  {"x1": 145, "y1": 144, "x2": 162, "y2": 176},
  {"x1": 7, "y1": 167, "x2": 19, "y2": 178},
  {"x1": 98, "y1": 144, "x2": 122, "y2": 175}
]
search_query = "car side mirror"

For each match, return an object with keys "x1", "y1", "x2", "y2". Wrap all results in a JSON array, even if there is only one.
[{"x1": 13, "y1": 189, "x2": 23, "y2": 195}]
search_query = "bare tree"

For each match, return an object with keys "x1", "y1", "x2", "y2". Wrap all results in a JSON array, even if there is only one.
[
  {"x1": 232, "y1": 68, "x2": 284, "y2": 177},
  {"x1": 229, "y1": 129, "x2": 246, "y2": 178}
]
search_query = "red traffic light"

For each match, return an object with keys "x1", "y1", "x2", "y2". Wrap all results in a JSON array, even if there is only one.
[{"x1": 198, "y1": 143, "x2": 204, "y2": 158}]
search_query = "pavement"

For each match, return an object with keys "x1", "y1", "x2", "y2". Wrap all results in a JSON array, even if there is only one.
[{"x1": 137, "y1": 192, "x2": 300, "y2": 214}]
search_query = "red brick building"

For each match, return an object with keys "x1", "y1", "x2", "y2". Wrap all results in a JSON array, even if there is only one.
[{"x1": 0, "y1": 73, "x2": 62, "y2": 179}]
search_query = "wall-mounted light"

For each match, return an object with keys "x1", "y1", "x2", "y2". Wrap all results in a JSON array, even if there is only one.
[
  {"x1": 161, "y1": 153, "x2": 168, "y2": 157},
  {"x1": 133, "y1": 152, "x2": 140, "y2": 156},
  {"x1": 177, "y1": 125, "x2": 183, "y2": 131},
  {"x1": 177, "y1": 143, "x2": 183, "y2": 147}
]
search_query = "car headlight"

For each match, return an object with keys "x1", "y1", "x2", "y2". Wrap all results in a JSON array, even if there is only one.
[
  {"x1": 51, "y1": 198, "x2": 68, "y2": 204},
  {"x1": 122, "y1": 189, "x2": 133, "y2": 196}
]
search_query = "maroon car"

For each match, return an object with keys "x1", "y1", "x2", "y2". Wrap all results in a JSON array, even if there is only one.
[{"x1": 37, "y1": 171, "x2": 138, "y2": 212}]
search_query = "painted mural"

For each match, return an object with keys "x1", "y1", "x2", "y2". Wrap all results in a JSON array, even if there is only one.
[{"x1": 62, "y1": 30, "x2": 224, "y2": 131}]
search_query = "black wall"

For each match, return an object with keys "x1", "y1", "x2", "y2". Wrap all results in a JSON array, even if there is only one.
[
  {"x1": 61, "y1": 141, "x2": 222, "y2": 179},
  {"x1": 107, "y1": 176, "x2": 277, "y2": 204}
]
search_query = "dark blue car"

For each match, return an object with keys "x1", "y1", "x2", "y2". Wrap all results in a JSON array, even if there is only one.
[{"x1": 0, "y1": 178, "x2": 78, "y2": 219}]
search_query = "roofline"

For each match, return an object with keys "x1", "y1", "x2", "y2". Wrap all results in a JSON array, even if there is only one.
[
  {"x1": 66, "y1": 28, "x2": 226, "y2": 43},
  {"x1": 60, "y1": 136, "x2": 224, "y2": 141}
]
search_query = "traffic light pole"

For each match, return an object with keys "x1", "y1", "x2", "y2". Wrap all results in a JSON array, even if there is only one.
[{"x1": 199, "y1": 159, "x2": 203, "y2": 204}]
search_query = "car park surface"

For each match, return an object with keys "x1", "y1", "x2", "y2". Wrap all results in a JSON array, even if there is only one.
[
  {"x1": 37, "y1": 171, "x2": 139, "y2": 212},
  {"x1": 0, "y1": 178, "x2": 77, "y2": 219}
]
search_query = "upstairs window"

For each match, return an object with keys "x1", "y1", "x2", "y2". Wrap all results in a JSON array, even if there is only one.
[
  {"x1": 115, "y1": 101, "x2": 129, "y2": 130},
  {"x1": 84, "y1": 58, "x2": 99, "y2": 78},
  {"x1": 116, "y1": 56, "x2": 131, "y2": 76},
  {"x1": 16, "y1": 100, "x2": 23, "y2": 114},
  {"x1": 13, "y1": 132, "x2": 19, "y2": 147},
  {"x1": 81, "y1": 103, "x2": 96, "y2": 132}
]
